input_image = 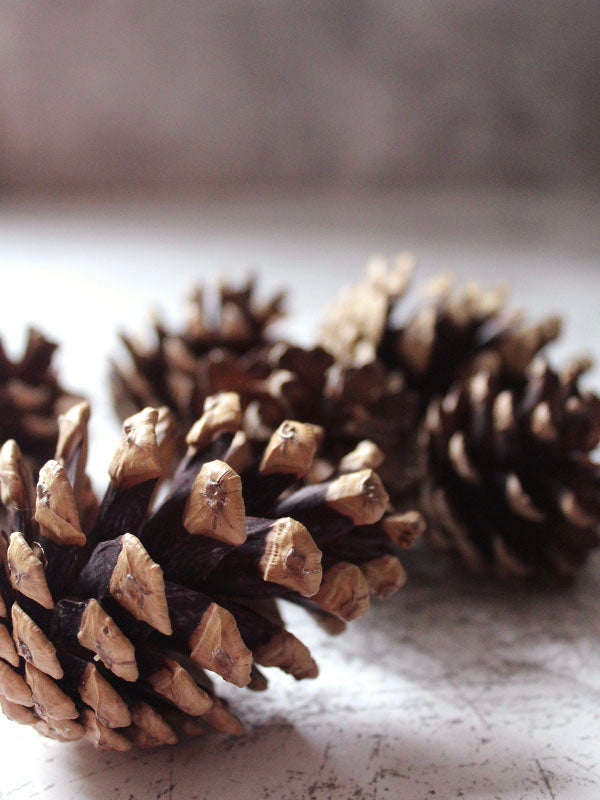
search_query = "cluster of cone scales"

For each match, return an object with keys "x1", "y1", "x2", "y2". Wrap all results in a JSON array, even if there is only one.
[
  {"x1": 0, "y1": 392, "x2": 422, "y2": 750},
  {"x1": 1, "y1": 258, "x2": 599, "y2": 753}
]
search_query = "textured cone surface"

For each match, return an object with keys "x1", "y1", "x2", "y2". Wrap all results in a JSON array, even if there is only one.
[
  {"x1": 110, "y1": 277, "x2": 285, "y2": 448},
  {"x1": 0, "y1": 328, "x2": 79, "y2": 469},
  {"x1": 317, "y1": 257, "x2": 562, "y2": 501},
  {"x1": 421, "y1": 357, "x2": 600, "y2": 578},
  {"x1": 0, "y1": 393, "x2": 419, "y2": 750}
]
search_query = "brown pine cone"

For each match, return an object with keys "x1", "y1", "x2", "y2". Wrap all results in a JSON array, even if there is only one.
[
  {"x1": 110, "y1": 276, "x2": 285, "y2": 445},
  {"x1": 0, "y1": 328, "x2": 78, "y2": 469},
  {"x1": 248, "y1": 342, "x2": 421, "y2": 499},
  {"x1": 421, "y1": 356, "x2": 600, "y2": 579},
  {"x1": 109, "y1": 276, "x2": 411, "y2": 487},
  {"x1": 318, "y1": 256, "x2": 562, "y2": 500},
  {"x1": 0, "y1": 393, "x2": 422, "y2": 750}
]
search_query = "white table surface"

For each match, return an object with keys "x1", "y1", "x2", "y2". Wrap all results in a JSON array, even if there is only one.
[{"x1": 0, "y1": 187, "x2": 599, "y2": 800}]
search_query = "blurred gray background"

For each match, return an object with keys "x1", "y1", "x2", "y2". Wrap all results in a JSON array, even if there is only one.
[{"x1": 1, "y1": 0, "x2": 599, "y2": 191}]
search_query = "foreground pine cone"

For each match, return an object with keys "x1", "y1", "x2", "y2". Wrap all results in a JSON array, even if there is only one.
[
  {"x1": 0, "y1": 328, "x2": 77, "y2": 469},
  {"x1": 110, "y1": 276, "x2": 284, "y2": 446},
  {"x1": 422, "y1": 357, "x2": 600, "y2": 578},
  {"x1": 0, "y1": 393, "x2": 421, "y2": 750},
  {"x1": 318, "y1": 256, "x2": 562, "y2": 500}
]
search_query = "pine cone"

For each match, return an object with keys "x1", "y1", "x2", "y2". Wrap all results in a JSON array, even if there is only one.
[
  {"x1": 318, "y1": 256, "x2": 562, "y2": 499},
  {"x1": 248, "y1": 342, "x2": 421, "y2": 498},
  {"x1": 110, "y1": 276, "x2": 285, "y2": 446},
  {"x1": 0, "y1": 393, "x2": 421, "y2": 750},
  {"x1": 421, "y1": 357, "x2": 600, "y2": 578},
  {"x1": 0, "y1": 328, "x2": 78, "y2": 469}
]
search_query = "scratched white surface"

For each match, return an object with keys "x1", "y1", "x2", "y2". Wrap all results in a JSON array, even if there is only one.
[{"x1": 0, "y1": 188, "x2": 599, "y2": 800}]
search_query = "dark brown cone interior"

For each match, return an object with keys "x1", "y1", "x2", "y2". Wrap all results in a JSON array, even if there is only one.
[
  {"x1": 421, "y1": 357, "x2": 600, "y2": 578},
  {"x1": 0, "y1": 392, "x2": 421, "y2": 750},
  {"x1": 0, "y1": 328, "x2": 80, "y2": 470}
]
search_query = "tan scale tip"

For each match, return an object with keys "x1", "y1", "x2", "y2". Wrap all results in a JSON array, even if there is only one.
[
  {"x1": 258, "y1": 518, "x2": 322, "y2": 597},
  {"x1": 35, "y1": 717, "x2": 86, "y2": 742},
  {"x1": 448, "y1": 432, "x2": 481, "y2": 484},
  {"x1": 7, "y1": 532, "x2": 54, "y2": 610},
  {"x1": 0, "y1": 694, "x2": 36, "y2": 725},
  {"x1": 0, "y1": 621, "x2": 20, "y2": 667},
  {"x1": 0, "y1": 660, "x2": 33, "y2": 706},
  {"x1": 399, "y1": 305, "x2": 437, "y2": 375},
  {"x1": 361, "y1": 555, "x2": 407, "y2": 598},
  {"x1": 34, "y1": 460, "x2": 86, "y2": 547},
  {"x1": 259, "y1": 421, "x2": 321, "y2": 477},
  {"x1": 130, "y1": 702, "x2": 178, "y2": 747},
  {"x1": 382, "y1": 511, "x2": 426, "y2": 548},
  {"x1": 0, "y1": 439, "x2": 34, "y2": 511},
  {"x1": 185, "y1": 393, "x2": 242, "y2": 449},
  {"x1": 81, "y1": 709, "x2": 132, "y2": 752},
  {"x1": 55, "y1": 401, "x2": 90, "y2": 468},
  {"x1": 223, "y1": 430, "x2": 254, "y2": 474},
  {"x1": 492, "y1": 391, "x2": 516, "y2": 433},
  {"x1": 530, "y1": 402, "x2": 559, "y2": 441},
  {"x1": 109, "y1": 533, "x2": 173, "y2": 636},
  {"x1": 254, "y1": 630, "x2": 318, "y2": 680},
  {"x1": 558, "y1": 489, "x2": 596, "y2": 528},
  {"x1": 183, "y1": 460, "x2": 246, "y2": 545},
  {"x1": 25, "y1": 663, "x2": 78, "y2": 720},
  {"x1": 338, "y1": 441, "x2": 385, "y2": 473},
  {"x1": 505, "y1": 473, "x2": 545, "y2": 522},
  {"x1": 12, "y1": 603, "x2": 63, "y2": 679},
  {"x1": 78, "y1": 599, "x2": 138, "y2": 682},
  {"x1": 312, "y1": 562, "x2": 371, "y2": 621},
  {"x1": 147, "y1": 657, "x2": 213, "y2": 716},
  {"x1": 201, "y1": 699, "x2": 245, "y2": 736},
  {"x1": 189, "y1": 603, "x2": 253, "y2": 688},
  {"x1": 325, "y1": 469, "x2": 389, "y2": 525},
  {"x1": 79, "y1": 663, "x2": 132, "y2": 729},
  {"x1": 314, "y1": 615, "x2": 347, "y2": 636},
  {"x1": 109, "y1": 407, "x2": 162, "y2": 490},
  {"x1": 155, "y1": 406, "x2": 178, "y2": 475},
  {"x1": 177, "y1": 714, "x2": 208, "y2": 738}
]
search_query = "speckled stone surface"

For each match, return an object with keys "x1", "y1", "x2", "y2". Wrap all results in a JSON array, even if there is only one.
[
  {"x1": 2, "y1": 554, "x2": 599, "y2": 799},
  {"x1": 0, "y1": 189, "x2": 598, "y2": 799}
]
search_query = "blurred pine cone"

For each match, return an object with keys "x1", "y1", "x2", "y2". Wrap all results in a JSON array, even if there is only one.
[
  {"x1": 421, "y1": 357, "x2": 600, "y2": 578},
  {"x1": 110, "y1": 276, "x2": 285, "y2": 448},
  {"x1": 318, "y1": 256, "x2": 562, "y2": 500},
  {"x1": 0, "y1": 328, "x2": 78, "y2": 469},
  {"x1": 0, "y1": 393, "x2": 421, "y2": 750}
]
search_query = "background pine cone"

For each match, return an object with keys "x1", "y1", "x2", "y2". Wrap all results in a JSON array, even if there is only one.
[
  {"x1": 0, "y1": 328, "x2": 78, "y2": 470},
  {"x1": 0, "y1": 392, "x2": 421, "y2": 750},
  {"x1": 318, "y1": 256, "x2": 562, "y2": 500},
  {"x1": 109, "y1": 271, "x2": 422, "y2": 498},
  {"x1": 245, "y1": 342, "x2": 421, "y2": 500},
  {"x1": 421, "y1": 356, "x2": 600, "y2": 578},
  {"x1": 110, "y1": 276, "x2": 285, "y2": 446}
]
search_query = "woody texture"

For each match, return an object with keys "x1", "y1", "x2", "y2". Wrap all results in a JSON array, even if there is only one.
[
  {"x1": 110, "y1": 276, "x2": 285, "y2": 452},
  {"x1": 0, "y1": 392, "x2": 421, "y2": 750},
  {"x1": 319, "y1": 256, "x2": 563, "y2": 501},
  {"x1": 0, "y1": 328, "x2": 78, "y2": 470},
  {"x1": 421, "y1": 356, "x2": 600, "y2": 579}
]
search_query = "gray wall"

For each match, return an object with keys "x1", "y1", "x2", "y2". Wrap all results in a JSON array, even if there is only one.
[{"x1": 1, "y1": 1, "x2": 598, "y2": 189}]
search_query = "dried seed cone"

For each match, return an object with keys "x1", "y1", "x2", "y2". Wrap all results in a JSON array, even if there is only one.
[
  {"x1": 318, "y1": 256, "x2": 562, "y2": 500},
  {"x1": 110, "y1": 277, "x2": 284, "y2": 445},
  {"x1": 0, "y1": 394, "x2": 420, "y2": 750},
  {"x1": 422, "y1": 357, "x2": 600, "y2": 578},
  {"x1": 0, "y1": 328, "x2": 78, "y2": 469}
]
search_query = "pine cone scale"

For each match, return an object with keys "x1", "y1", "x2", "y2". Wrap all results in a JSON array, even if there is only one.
[{"x1": 0, "y1": 392, "x2": 416, "y2": 749}]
